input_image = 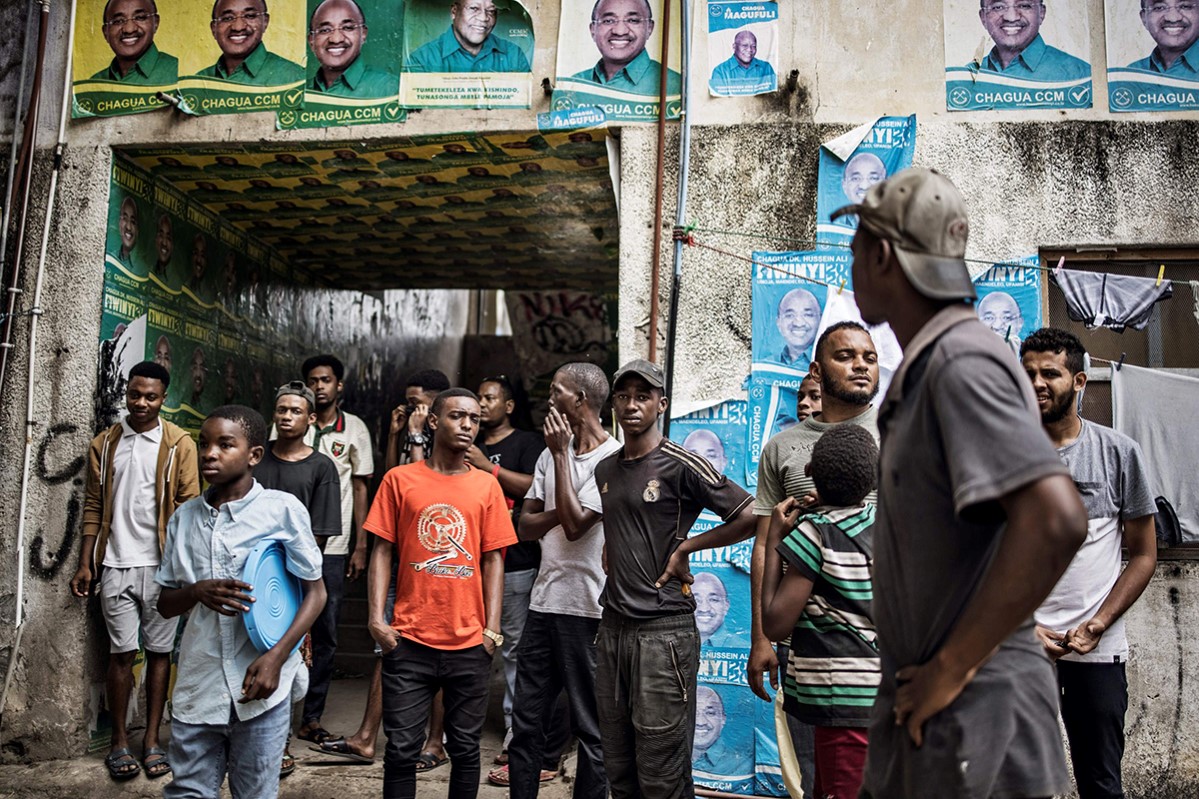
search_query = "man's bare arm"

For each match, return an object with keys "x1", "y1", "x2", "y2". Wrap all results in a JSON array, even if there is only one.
[{"x1": 747, "y1": 515, "x2": 779, "y2": 700}]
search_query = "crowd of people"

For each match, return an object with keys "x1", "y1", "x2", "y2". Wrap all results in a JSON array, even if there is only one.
[{"x1": 71, "y1": 168, "x2": 1157, "y2": 799}]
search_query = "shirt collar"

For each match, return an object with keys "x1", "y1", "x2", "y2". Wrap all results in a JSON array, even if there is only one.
[
  {"x1": 110, "y1": 42, "x2": 162, "y2": 80},
  {"x1": 202, "y1": 480, "x2": 264, "y2": 522},
  {"x1": 120, "y1": 416, "x2": 163, "y2": 442},
  {"x1": 1152, "y1": 37, "x2": 1199, "y2": 72},
  {"x1": 986, "y1": 33, "x2": 1046, "y2": 71},
  {"x1": 220, "y1": 41, "x2": 267, "y2": 78},
  {"x1": 592, "y1": 48, "x2": 652, "y2": 85},
  {"x1": 880, "y1": 303, "x2": 977, "y2": 410},
  {"x1": 438, "y1": 26, "x2": 502, "y2": 59},
  {"x1": 314, "y1": 55, "x2": 366, "y2": 91}
]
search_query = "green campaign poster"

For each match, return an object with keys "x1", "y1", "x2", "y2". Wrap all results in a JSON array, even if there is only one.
[
  {"x1": 279, "y1": 0, "x2": 405, "y2": 129},
  {"x1": 72, "y1": 0, "x2": 180, "y2": 118},
  {"x1": 401, "y1": 0, "x2": 534, "y2": 108}
]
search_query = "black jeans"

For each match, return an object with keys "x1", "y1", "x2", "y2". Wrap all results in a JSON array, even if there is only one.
[
  {"x1": 596, "y1": 611, "x2": 699, "y2": 799},
  {"x1": 302, "y1": 554, "x2": 345, "y2": 725},
  {"x1": 1058, "y1": 660, "x2": 1128, "y2": 799},
  {"x1": 509, "y1": 611, "x2": 606, "y2": 799},
  {"x1": 381, "y1": 637, "x2": 492, "y2": 799}
]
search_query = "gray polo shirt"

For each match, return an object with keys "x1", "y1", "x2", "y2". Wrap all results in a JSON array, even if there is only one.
[{"x1": 861, "y1": 304, "x2": 1071, "y2": 799}]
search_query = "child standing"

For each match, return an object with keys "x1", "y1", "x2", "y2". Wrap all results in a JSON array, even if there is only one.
[
  {"x1": 761, "y1": 425, "x2": 880, "y2": 799},
  {"x1": 156, "y1": 405, "x2": 327, "y2": 799}
]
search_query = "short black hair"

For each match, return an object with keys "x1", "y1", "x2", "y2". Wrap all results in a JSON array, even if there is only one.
[
  {"x1": 206, "y1": 404, "x2": 267, "y2": 449},
  {"x1": 810, "y1": 425, "x2": 878, "y2": 507},
  {"x1": 591, "y1": 0, "x2": 652, "y2": 22},
  {"x1": 1020, "y1": 327, "x2": 1086, "y2": 375},
  {"x1": 557, "y1": 362, "x2": 609, "y2": 411},
  {"x1": 814, "y1": 321, "x2": 870, "y2": 363},
  {"x1": 431, "y1": 388, "x2": 479, "y2": 416},
  {"x1": 407, "y1": 369, "x2": 450, "y2": 393},
  {"x1": 129, "y1": 360, "x2": 170, "y2": 389},
  {"x1": 104, "y1": 0, "x2": 158, "y2": 19},
  {"x1": 212, "y1": 0, "x2": 267, "y2": 18},
  {"x1": 310, "y1": 0, "x2": 365, "y2": 29},
  {"x1": 302, "y1": 354, "x2": 344, "y2": 382},
  {"x1": 480, "y1": 375, "x2": 515, "y2": 403}
]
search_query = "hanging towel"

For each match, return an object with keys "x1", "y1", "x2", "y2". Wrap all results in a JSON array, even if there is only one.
[
  {"x1": 1111, "y1": 364, "x2": 1199, "y2": 542},
  {"x1": 1190, "y1": 281, "x2": 1199, "y2": 328},
  {"x1": 1051, "y1": 268, "x2": 1173, "y2": 332}
]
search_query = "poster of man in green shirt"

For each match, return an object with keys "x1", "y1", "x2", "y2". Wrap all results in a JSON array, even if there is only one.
[
  {"x1": 176, "y1": 0, "x2": 306, "y2": 115},
  {"x1": 552, "y1": 0, "x2": 682, "y2": 123},
  {"x1": 72, "y1": 0, "x2": 179, "y2": 117},
  {"x1": 401, "y1": 0, "x2": 535, "y2": 108},
  {"x1": 280, "y1": 0, "x2": 404, "y2": 129}
]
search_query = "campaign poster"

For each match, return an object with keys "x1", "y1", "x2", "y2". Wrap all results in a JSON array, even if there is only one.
[
  {"x1": 279, "y1": 0, "x2": 404, "y2": 128},
  {"x1": 401, "y1": 0, "x2": 534, "y2": 108},
  {"x1": 146, "y1": 181, "x2": 192, "y2": 297},
  {"x1": 707, "y1": 1, "x2": 778, "y2": 97},
  {"x1": 943, "y1": 0, "x2": 1092, "y2": 111},
  {"x1": 816, "y1": 116, "x2": 916, "y2": 243},
  {"x1": 754, "y1": 691, "x2": 787, "y2": 797},
  {"x1": 553, "y1": 0, "x2": 683, "y2": 123},
  {"x1": 669, "y1": 400, "x2": 749, "y2": 488},
  {"x1": 1105, "y1": 0, "x2": 1199, "y2": 111},
  {"x1": 72, "y1": 0, "x2": 181, "y2": 117},
  {"x1": 692, "y1": 683, "x2": 757, "y2": 795},
  {"x1": 972, "y1": 255, "x2": 1043, "y2": 356},
  {"x1": 690, "y1": 517, "x2": 752, "y2": 659},
  {"x1": 176, "y1": 0, "x2": 307, "y2": 116},
  {"x1": 145, "y1": 301, "x2": 187, "y2": 419},
  {"x1": 107, "y1": 161, "x2": 155, "y2": 284},
  {"x1": 176, "y1": 315, "x2": 219, "y2": 429}
]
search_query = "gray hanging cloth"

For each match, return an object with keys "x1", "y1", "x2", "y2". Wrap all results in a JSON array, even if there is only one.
[{"x1": 1051, "y1": 268, "x2": 1173, "y2": 332}]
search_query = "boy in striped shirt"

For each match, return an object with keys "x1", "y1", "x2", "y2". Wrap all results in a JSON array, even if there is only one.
[{"x1": 761, "y1": 425, "x2": 879, "y2": 799}]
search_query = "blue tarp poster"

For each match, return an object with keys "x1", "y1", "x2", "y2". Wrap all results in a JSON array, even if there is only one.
[
  {"x1": 973, "y1": 255, "x2": 1043, "y2": 355},
  {"x1": 816, "y1": 116, "x2": 917, "y2": 244}
]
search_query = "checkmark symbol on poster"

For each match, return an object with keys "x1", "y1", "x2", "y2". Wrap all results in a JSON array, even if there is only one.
[
  {"x1": 286, "y1": 90, "x2": 302, "y2": 105},
  {"x1": 1070, "y1": 87, "x2": 1089, "y2": 104},
  {"x1": 384, "y1": 104, "x2": 400, "y2": 120}
]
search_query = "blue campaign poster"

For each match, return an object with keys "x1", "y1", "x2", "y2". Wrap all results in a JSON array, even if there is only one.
[
  {"x1": 707, "y1": 1, "x2": 780, "y2": 97},
  {"x1": 1104, "y1": 0, "x2": 1199, "y2": 112},
  {"x1": 973, "y1": 255, "x2": 1043, "y2": 356},
  {"x1": 692, "y1": 683, "x2": 758, "y2": 795},
  {"x1": 943, "y1": 0, "x2": 1093, "y2": 111},
  {"x1": 815, "y1": 116, "x2": 916, "y2": 243},
  {"x1": 754, "y1": 689, "x2": 787, "y2": 797},
  {"x1": 670, "y1": 400, "x2": 750, "y2": 488}
]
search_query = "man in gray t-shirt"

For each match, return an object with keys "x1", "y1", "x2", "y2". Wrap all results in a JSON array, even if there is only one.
[
  {"x1": 1021, "y1": 328, "x2": 1157, "y2": 799},
  {"x1": 833, "y1": 168, "x2": 1087, "y2": 798}
]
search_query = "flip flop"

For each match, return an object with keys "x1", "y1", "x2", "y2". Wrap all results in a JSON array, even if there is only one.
[
  {"x1": 309, "y1": 741, "x2": 375, "y2": 765},
  {"x1": 297, "y1": 726, "x2": 342, "y2": 745},
  {"x1": 142, "y1": 747, "x2": 172, "y2": 779},
  {"x1": 486, "y1": 764, "x2": 558, "y2": 786},
  {"x1": 415, "y1": 752, "x2": 448, "y2": 772},
  {"x1": 104, "y1": 747, "x2": 140, "y2": 781},
  {"x1": 280, "y1": 753, "x2": 296, "y2": 779}
]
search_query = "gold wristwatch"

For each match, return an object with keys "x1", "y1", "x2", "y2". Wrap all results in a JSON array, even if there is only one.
[{"x1": 482, "y1": 628, "x2": 504, "y2": 647}]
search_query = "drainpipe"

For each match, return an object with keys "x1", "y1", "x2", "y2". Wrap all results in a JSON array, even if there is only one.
[
  {"x1": 0, "y1": 0, "x2": 51, "y2": 403},
  {"x1": 646, "y1": 0, "x2": 673, "y2": 363},
  {"x1": 661, "y1": 0, "x2": 692, "y2": 438},
  {"x1": 1, "y1": 0, "x2": 77, "y2": 727}
]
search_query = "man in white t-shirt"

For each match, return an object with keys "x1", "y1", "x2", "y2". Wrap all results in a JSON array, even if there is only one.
[
  {"x1": 507, "y1": 362, "x2": 620, "y2": 799},
  {"x1": 295, "y1": 354, "x2": 374, "y2": 743},
  {"x1": 1022, "y1": 328, "x2": 1158, "y2": 799}
]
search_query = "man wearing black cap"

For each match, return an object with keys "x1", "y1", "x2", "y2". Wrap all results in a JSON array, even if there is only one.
[
  {"x1": 593, "y1": 359, "x2": 756, "y2": 799},
  {"x1": 836, "y1": 168, "x2": 1088, "y2": 799}
]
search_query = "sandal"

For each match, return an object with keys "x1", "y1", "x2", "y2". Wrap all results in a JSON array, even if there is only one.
[
  {"x1": 297, "y1": 726, "x2": 342, "y2": 745},
  {"x1": 280, "y1": 752, "x2": 296, "y2": 778},
  {"x1": 104, "y1": 747, "x2": 141, "y2": 781},
  {"x1": 486, "y1": 764, "x2": 558, "y2": 786},
  {"x1": 493, "y1": 750, "x2": 509, "y2": 765},
  {"x1": 415, "y1": 752, "x2": 448, "y2": 772},
  {"x1": 142, "y1": 746, "x2": 172, "y2": 779},
  {"x1": 311, "y1": 740, "x2": 375, "y2": 765}
]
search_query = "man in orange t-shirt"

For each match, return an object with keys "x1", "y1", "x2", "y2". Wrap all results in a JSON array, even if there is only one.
[{"x1": 365, "y1": 387, "x2": 516, "y2": 799}]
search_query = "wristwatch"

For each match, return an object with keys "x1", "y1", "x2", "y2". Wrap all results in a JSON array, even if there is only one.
[
  {"x1": 482, "y1": 628, "x2": 504, "y2": 647},
  {"x1": 407, "y1": 432, "x2": 427, "y2": 447}
]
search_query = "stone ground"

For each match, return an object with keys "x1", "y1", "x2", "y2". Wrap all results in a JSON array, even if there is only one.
[{"x1": 0, "y1": 677, "x2": 576, "y2": 799}]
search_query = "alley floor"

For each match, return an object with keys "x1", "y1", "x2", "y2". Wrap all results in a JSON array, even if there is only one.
[{"x1": 0, "y1": 676, "x2": 575, "y2": 799}]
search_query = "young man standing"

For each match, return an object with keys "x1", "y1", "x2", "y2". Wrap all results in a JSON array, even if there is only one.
[
  {"x1": 254, "y1": 381, "x2": 342, "y2": 757},
  {"x1": 71, "y1": 361, "x2": 199, "y2": 781},
  {"x1": 365, "y1": 388, "x2": 515, "y2": 799},
  {"x1": 836, "y1": 168, "x2": 1087, "y2": 798},
  {"x1": 1022, "y1": 328, "x2": 1158, "y2": 799},
  {"x1": 508, "y1": 364, "x2": 621, "y2": 799},
  {"x1": 387, "y1": 368, "x2": 451, "y2": 469},
  {"x1": 594, "y1": 359, "x2": 756, "y2": 799},
  {"x1": 295, "y1": 354, "x2": 373, "y2": 742}
]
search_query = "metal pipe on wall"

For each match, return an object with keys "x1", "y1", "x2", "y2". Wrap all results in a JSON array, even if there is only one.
[
  {"x1": 647, "y1": 0, "x2": 673, "y2": 363},
  {"x1": 2, "y1": 0, "x2": 77, "y2": 727},
  {"x1": 661, "y1": 0, "x2": 692, "y2": 438}
]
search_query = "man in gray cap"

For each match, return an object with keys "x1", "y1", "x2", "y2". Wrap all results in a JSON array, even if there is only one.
[
  {"x1": 593, "y1": 358, "x2": 755, "y2": 799},
  {"x1": 255, "y1": 379, "x2": 342, "y2": 776},
  {"x1": 834, "y1": 168, "x2": 1088, "y2": 799}
]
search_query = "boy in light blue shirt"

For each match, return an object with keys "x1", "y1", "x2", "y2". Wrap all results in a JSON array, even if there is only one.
[{"x1": 156, "y1": 405, "x2": 326, "y2": 799}]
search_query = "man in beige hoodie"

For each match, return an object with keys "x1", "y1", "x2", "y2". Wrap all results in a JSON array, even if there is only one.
[{"x1": 71, "y1": 360, "x2": 200, "y2": 781}]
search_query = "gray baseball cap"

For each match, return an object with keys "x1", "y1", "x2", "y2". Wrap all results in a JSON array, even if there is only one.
[
  {"x1": 831, "y1": 167, "x2": 976, "y2": 301},
  {"x1": 612, "y1": 358, "x2": 665, "y2": 389},
  {"x1": 275, "y1": 380, "x2": 316, "y2": 410}
]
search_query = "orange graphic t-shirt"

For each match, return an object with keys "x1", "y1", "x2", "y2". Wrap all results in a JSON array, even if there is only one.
[{"x1": 364, "y1": 461, "x2": 517, "y2": 650}]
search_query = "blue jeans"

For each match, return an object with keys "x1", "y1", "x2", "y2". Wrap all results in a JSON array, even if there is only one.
[
  {"x1": 164, "y1": 699, "x2": 290, "y2": 799},
  {"x1": 596, "y1": 612, "x2": 699, "y2": 799},
  {"x1": 509, "y1": 611, "x2": 605, "y2": 799},
  {"x1": 302, "y1": 554, "x2": 345, "y2": 725}
]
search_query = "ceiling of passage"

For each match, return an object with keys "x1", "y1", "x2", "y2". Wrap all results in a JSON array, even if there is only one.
[{"x1": 116, "y1": 128, "x2": 618, "y2": 291}]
